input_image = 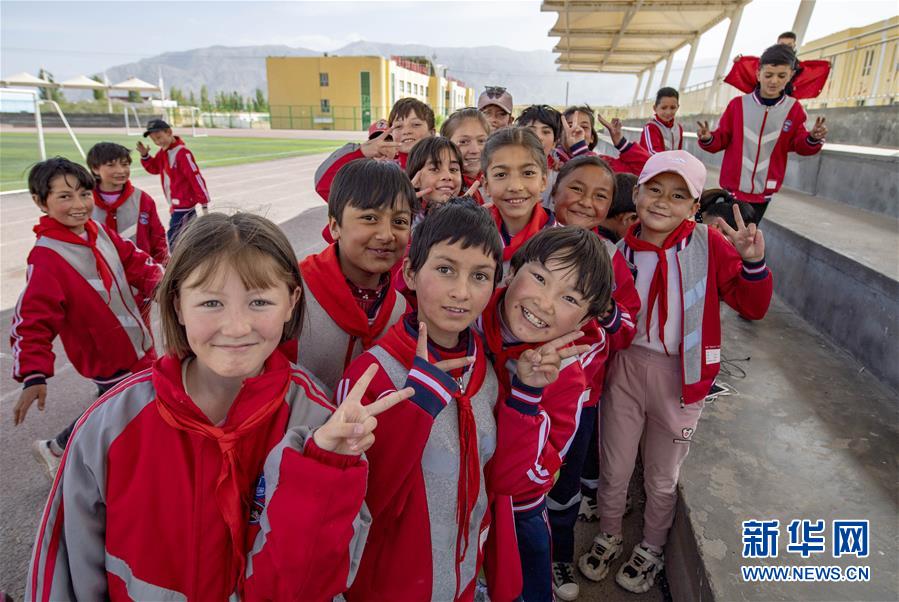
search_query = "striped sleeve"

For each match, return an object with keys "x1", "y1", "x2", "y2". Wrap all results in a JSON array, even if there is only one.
[{"x1": 181, "y1": 149, "x2": 211, "y2": 205}]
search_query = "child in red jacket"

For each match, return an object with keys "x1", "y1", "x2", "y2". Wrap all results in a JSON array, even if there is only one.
[
  {"x1": 441, "y1": 108, "x2": 490, "y2": 205},
  {"x1": 11, "y1": 158, "x2": 163, "y2": 479},
  {"x1": 87, "y1": 142, "x2": 168, "y2": 264},
  {"x1": 553, "y1": 107, "x2": 650, "y2": 179},
  {"x1": 697, "y1": 44, "x2": 828, "y2": 223},
  {"x1": 337, "y1": 199, "x2": 584, "y2": 601},
  {"x1": 580, "y1": 151, "x2": 772, "y2": 594},
  {"x1": 25, "y1": 212, "x2": 412, "y2": 602},
  {"x1": 640, "y1": 87, "x2": 684, "y2": 154},
  {"x1": 137, "y1": 119, "x2": 211, "y2": 246}
]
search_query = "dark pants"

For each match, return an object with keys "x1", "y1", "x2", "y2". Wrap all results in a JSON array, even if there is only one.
[
  {"x1": 167, "y1": 208, "x2": 197, "y2": 249},
  {"x1": 581, "y1": 404, "x2": 600, "y2": 501},
  {"x1": 54, "y1": 377, "x2": 124, "y2": 449},
  {"x1": 514, "y1": 501, "x2": 553, "y2": 602},
  {"x1": 548, "y1": 405, "x2": 598, "y2": 563}
]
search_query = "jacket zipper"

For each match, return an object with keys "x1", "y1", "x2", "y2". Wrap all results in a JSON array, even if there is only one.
[{"x1": 749, "y1": 107, "x2": 770, "y2": 194}]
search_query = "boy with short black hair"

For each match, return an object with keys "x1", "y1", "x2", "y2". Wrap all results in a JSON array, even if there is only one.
[
  {"x1": 777, "y1": 31, "x2": 797, "y2": 49},
  {"x1": 11, "y1": 158, "x2": 162, "y2": 478},
  {"x1": 338, "y1": 198, "x2": 584, "y2": 601},
  {"x1": 280, "y1": 159, "x2": 418, "y2": 393},
  {"x1": 699, "y1": 188, "x2": 757, "y2": 238},
  {"x1": 476, "y1": 226, "x2": 614, "y2": 602},
  {"x1": 596, "y1": 172, "x2": 638, "y2": 243},
  {"x1": 87, "y1": 141, "x2": 168, "y2": 264},
  {"x1": 698, "y1": 43, "x2": 827, "y2": 223},
  {"x1": 137, "y1": 119, "x2": 211, "y2": 246}
]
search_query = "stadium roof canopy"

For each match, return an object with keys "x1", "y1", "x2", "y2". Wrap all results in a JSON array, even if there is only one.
[{"x1": 542, "y1": 0, "x2": 749, "y2": 74}]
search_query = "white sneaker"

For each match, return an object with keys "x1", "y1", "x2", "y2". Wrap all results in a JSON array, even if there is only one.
[
  {"x1": 31, "y1": 439, "x2": 61, "y2": 481},
  {"x1": 577, "y1": 496, "x2": 598, "y2": 522},
  {"x1": 615, "y1": 544, "x2": 664, "y2": 593},
  {"x1": 552, "y1": 562, "x2": 579, "y2": 601},
  {"x1": 577, "y1": 532, "x2": 623, "y2": 582}
]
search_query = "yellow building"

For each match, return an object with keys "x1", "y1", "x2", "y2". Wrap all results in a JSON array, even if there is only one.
[
  {"x1": 800, "y1": 16, "x2": 898, "y2": 108},
  {"x1": 266, "y1": 55, "x2": 476, "y2": 131}
]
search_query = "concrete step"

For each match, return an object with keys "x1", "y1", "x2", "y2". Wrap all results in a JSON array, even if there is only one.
[
  {"x1": 668, "y1": 299, "x2": 899, "y2": 601},
  {"x1": 705, "y1": 166, "x2": 899, "y2": 392}
]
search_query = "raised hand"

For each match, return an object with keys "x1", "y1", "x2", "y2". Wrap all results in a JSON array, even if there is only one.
[
  {"x1": 416, "y1": 322, "x2": 474, "y2": 374},
  {"x1": 463, "y1": 178, "x2": 481, "y2": 198},
  {"x1": 597, "y1": 113, "x2": 623, "y2": 146},
  {"x1": 718, "y1": 203, "x2": 765, "y2": 262},
  {"x1": 561, "y1": 110, "x2": 586, "y2": 151},
  {"x1": 516, "y1": 330, "x2": 590, "y2": 388},
  {"x1": 696, "y1": 120, "x2": 712, "y2": 142},
  {"x1": 809, "y1": 116, "x2": 827, "y2": 141},
  {"x1": 13, "y1": 384, "x2": 47, "y2": 426},
  {"x1": 314, "y1": 364, "x2": 413, "y2": 455},
  {"x1": 136, "y1": 141, "x2": 151, "y2": 157},
  {"x1": 361, "y1": 126, "x2": 400, "y2": 160}
]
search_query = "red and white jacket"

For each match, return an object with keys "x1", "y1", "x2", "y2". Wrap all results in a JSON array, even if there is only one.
[
  {"x1": 552, "y1": 136, "x2": 650, "y2": 177},
  {"x1": 698, "y1": 90, "x2": 824, "y2": 204},
  {"x1": 10, "y1": 218, "x2": 162, "y2": 388},
  {"x1": 140, "y1": 137, "x2": 211, "y2": 213},
  {"x1": 337, "y1": 318, "x2": 552, "y2": 602},
  {"x1": 619, "y1": 223, "x2": 773, "y2": 404},
  {"x1": 92, "y1": 181, "x2": 168, "y2": 264},
  {"x1": 640, "y1": 115, "x2": 684, "y2": 154},
  {"x1": 26, "y1": 351, "x2": 372, "y2": 601}
]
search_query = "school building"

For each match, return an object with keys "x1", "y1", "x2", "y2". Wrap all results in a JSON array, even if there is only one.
[
  {"x1": 266, "y1": 55, "x2": 476, "y2": 131},
  {"x1": 799, "y1": 16, "x2": 898, "y2": 109}
]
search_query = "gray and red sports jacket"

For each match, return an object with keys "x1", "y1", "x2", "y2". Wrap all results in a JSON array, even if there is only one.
[
  {"x1": 140, "y1": 137, "x2": 211, "y2": 213},
  {"x1": 640, "y1": 115, "x2": 684, "y2": 154},
  {"x1": 26, "y1": 351, "x2": 372, "y2": 601},
  {"x1": 92, "y1": 182, "x2": 168, "y2": 264}
]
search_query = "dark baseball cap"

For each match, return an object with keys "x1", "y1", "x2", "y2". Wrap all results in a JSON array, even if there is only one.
[{"x1": 143, "y1": 119, "x2": 172, "y2": 137}]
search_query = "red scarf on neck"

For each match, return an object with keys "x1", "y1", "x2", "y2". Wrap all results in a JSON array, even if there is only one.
[
  {"x1": 489, "y1": 204, "x2": 552, "y2": 262},
  {"x1": 300, "y1": 244, "x2": 398, "y2": 357},
  {"x1": 654, "y1": 114, "x2": 676, "y2": 128},
  {"x1": 624, "y1": 220, "x2": 695, "y2": 355},
  {"x1": 34, "y1": 216, "x2": 114, "y2": 298},
  {"x1": 153, "y1": 351, "x2": 291, "y2": 595},
  {"x1": 377, "y1": 319, "x2": 486, "y2": 571},
  {"x1": 93, "y1": 181, "x2": 135, "y2": 231},
  {"x1": 478, "y1": 289, "x2": 540, "y2": 399}
]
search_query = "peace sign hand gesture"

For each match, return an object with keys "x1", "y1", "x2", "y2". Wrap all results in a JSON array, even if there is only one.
[
  {"x1": 696, "y1": 121, "x2": 712, "y2": 142},
  {"x1": 416, "y1": 322, "x2": 475, "y2": 373},
  {"x1": 313, "y1": 364, "x2": 414, "y2": 455},
  {"x1": 561, "y1": 110, "x2": 586, "y2": 151},
  {"x1": 516, "y1": 330, "x2": 590, "y2": 388},
  {"x1": 361, "y1": 126, "x2": 400, "y2": 160},
  {"x1": 718, "y1": 204, "x2": 765, "y2": 263},
  {"x1": 597, "y1": 113, "x2": 623, "y2": 146},
  {"x1": 809, "y1": 116, "x2": 827, "y2": 141}
]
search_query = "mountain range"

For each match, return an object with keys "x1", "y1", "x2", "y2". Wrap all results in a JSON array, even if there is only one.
[{"x1": 103, "y1": 40, "x2": 638, "y2": 106}]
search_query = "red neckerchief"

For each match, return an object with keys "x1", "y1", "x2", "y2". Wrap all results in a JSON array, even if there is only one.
[
  {"x1": 300, "y1": 244, "x2": 399, "y2": 364},
  {"x1": 160, "y1": 136, "x2": 186, "y2": 181},
  {"x1": 489, "y1": 204, "x2": 552, "y2": 262},
  {"x1": 624, "y1": 220, "x2": 695, "y2": 354},
  {"x1": 478, "y1": 288, "x2": 540, "y2": 399},
  {"x1": 462, "y1": 172, "x2": 485, "y2": 205},
  {"x1": 654, "y1": 114, "x2": 676, "y2": 128},
  {"x1": 34, "y1": 216, "x2": 114, "y2": 298},
  {"x1": 377, "y1": 317, "x2": 485, "y2": 571},
  {"x1": 93, "y1": 181, "x2": 135, "y2": 232},
  {"x1": 397, "y1": 151, "x2": 408, "y2": 169},
  {"x1": 152, "y1": 351, "x2": 291, "y2": 595}
]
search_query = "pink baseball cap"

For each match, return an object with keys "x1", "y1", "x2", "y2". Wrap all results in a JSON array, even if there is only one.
[
  {"x1": 637, "y1": 150, "x2": 707, "y2": 199},
  {"x1": 477, "y1": 86, "x2": 514, "y2": 114},
  {"x1": 368, "y1": 119, "x2": 390, "y2": 139}
]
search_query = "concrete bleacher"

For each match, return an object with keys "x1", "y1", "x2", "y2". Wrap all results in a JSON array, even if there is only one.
[{"x1": 602, "y1": 128, "x2": 899, "y2": 600}]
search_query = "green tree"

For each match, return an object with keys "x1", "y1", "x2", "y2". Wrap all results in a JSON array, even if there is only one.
[
  {"x1": 188, "y1": 90, "x2": 197, "y2": 107},
  {"x1": 254, "y1": 88, "x2": 268, "y2": 112},
  {"x1": 37, "y1": 68, "x2": 63, "y2": 102},
  {"x1": 200, "y1": 85, "x2": 211, "y2": 111},
  {"x1": 90, "y1": 74, "x2": 106, "y2": 101},
  {"x1": 127, "y1": 90, "x2": 142, "y2": 103}
]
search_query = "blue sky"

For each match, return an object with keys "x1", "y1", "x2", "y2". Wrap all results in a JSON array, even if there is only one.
[{"x1": 2, "y1": 1, "x2": 897, "y2": 91}]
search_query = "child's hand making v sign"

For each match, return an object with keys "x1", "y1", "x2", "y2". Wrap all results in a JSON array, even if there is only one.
[
  {"x1": 515, "y1": 330, "x2": 590, "y2": 389},
  {"x1": 718, "y1": 203, "x2": 766, "y2": 263}
]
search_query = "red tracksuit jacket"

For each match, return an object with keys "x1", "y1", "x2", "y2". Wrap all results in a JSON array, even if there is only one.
[
  {"x1": 26, "y1": 351, "x2": 372, "y2": 601},
  {"x1": 640, "y1": 115, "x2": 684, "y2": 154},
  {"x1": 619, "y1": 222, "x2": 773, "y2": 403},
  {"x1": 337, "y1": 318, "x2": 552, "y2": 602},
  {"x1": 92, "y1": 182, "x2": 168, "y2": 264},
  {"x1": 139, "y1": 136, "x2": 211, "y2": 213},
  {"x1": 698, "y1": 90, "x2": 824, "y2": 204},
  {"x1": 10, "y1": 218, "x2": 162, "y2": 387}
]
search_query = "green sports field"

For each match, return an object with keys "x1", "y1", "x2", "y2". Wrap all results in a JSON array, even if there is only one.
[{"x1": 0, "y1": 132, "x2": 345, "y2": 192}]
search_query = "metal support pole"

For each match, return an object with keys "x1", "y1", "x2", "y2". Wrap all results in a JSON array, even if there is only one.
[
  {"x1": 660, "y1": 52, "x2": 674, "y2": 88},
  {"x1": 791, "y1": 0, "x2": 817, "y2": 48},
  {"x1": 643, "y1": 63, "x2": 655, "y2": 101},
  {"x1": 704, "y1": 5, "x2": 744, "y2": 113},
  {"x1": 32, "y1": 92, "x2": 46, "y2": 160},
  {"x1": 869, "y1": 31, "x2": 888, "y2": 102},
  {"x1": 679, "y1": 38, "x2": 699, "y2": 91},
  {"x1": 632, "y1": 70, "x2": 645, "y2": 106}
]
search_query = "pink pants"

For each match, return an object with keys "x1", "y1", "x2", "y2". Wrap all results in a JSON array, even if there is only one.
[{"x1": 597, "y1": 345, "x2": 704, "y2": 547}]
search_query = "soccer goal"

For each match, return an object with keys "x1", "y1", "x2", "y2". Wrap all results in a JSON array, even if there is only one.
[
  {"x1": 123, "y1": 105, "x2": 144, "y2": 136},
  {"x1": 0, "y1": 88, "x2": 85, "y2": 160},
  {"x1": 180, "y1": 106, "x2": 208, "y2": 137}
]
